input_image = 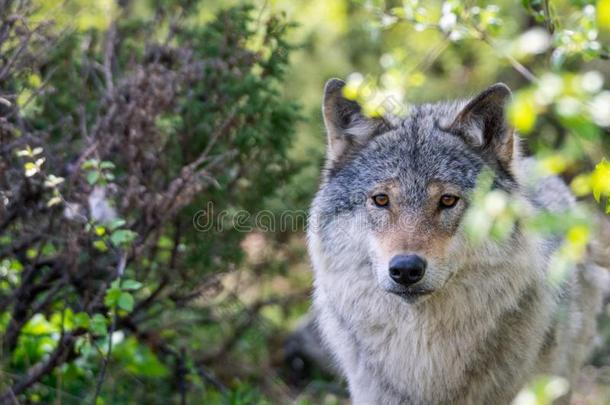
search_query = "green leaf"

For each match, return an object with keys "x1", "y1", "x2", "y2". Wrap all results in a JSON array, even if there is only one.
[
  {"x1": 121, "y1": 279, "x2": 143, "y2": 290},
  {"x1": 22, "y1": 313, "x2": 56, "y2": 335},
  {"x1": 86, "y1": 171, "x2": 100, "y2": 185},
  {"x1": 93, "y1": 239, "x2": 108, "y2": 252},
  {"x1": 104, "y1": 287, "x2": 121, "y2": 308},
  {"x1": 110, "y1": 229, "x2": 137, "y2": 246},
  {"x1": 108, "y1": 218, "x2": 126, "y2": 231},
  {"x1": 118, "y1": 292, "x2": 134, "y2": 312},
  {"x1": 74, "y1": 312, "x2": 90, "y2": 329},
  {"x1": 90, "y1": 314, "x2": 108, "y2": 336},
  {"x1": 560, "y1": 115, "x2": 600, "y2": 142},
  {"x1": 111, "y1": 336, "x2": 169, "y2": 378},
  {"x1": 99, "y1": 161, "x2": 116, "y2": 170},
  {"x1": 82, "y1": 159, "x2": 98, "y2": 170},
  {"x1": 157, "y1": 235, "x2": 173, "y2": 249}
]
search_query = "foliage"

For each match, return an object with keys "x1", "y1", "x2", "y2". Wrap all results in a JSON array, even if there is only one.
[
  {"x1": 337, "y1": 0, "x2": 609, "y2": 283},
  {"x1": 0, "y1": 0, "x2": 300, "y2": 403}
]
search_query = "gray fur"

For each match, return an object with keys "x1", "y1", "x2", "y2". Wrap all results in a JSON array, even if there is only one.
[{"x1": 308, "y1": 81, "x2": 606, "y2": 404}]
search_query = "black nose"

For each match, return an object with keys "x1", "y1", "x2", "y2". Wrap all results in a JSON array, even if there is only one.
[{"x1": 389, "y1": 255, "x2": 426, "y2": 286}]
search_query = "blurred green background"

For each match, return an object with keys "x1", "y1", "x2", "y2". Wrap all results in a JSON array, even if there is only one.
[{"x1": 0, "y1": 0, "x2": 609, "y2": 404}]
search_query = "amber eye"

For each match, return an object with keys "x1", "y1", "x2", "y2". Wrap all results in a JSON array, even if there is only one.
[
  {"x1": 439, "y1": 194, "x2": 459, "y2": 208},
  {"x1": 372, "y1": 193, "x2": 390, "y2": 207}
]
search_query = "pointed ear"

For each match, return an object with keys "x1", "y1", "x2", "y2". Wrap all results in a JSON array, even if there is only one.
[
  {"x1": 444, "y1": 83, "x2": 516, "y2": 166},
  {"x1": 322, "y1": 78, "x2": 390, "y2": 163}
]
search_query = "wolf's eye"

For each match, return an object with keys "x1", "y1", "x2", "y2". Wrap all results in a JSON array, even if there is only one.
[
  {"x1": 372, "y1": 194, "x2": 390, "y2": 207},
  {"x1": 439, "y1": 194, "x2": 459, "y2": 209}
]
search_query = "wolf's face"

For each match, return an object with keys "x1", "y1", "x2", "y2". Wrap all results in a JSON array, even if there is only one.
[{"x1": 316, "y1": 80, "x2": 517, "y2": 303}]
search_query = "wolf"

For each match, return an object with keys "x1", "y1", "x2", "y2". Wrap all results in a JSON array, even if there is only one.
[{"x1": 307, "y1": 79, "x2": 607, "y2": 404}]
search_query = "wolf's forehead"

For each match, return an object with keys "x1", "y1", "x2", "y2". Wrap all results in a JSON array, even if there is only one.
[{"x1": 365, "y1": 121, "x2": 481, "y2": 187}]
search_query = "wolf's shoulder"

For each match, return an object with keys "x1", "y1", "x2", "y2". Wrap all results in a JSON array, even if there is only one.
[{"x1": 517, "y1": 157, "x2": 575, "y2": 213}]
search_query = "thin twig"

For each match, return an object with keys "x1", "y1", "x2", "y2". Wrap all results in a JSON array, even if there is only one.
[
  {"x1": 92, "y1": 251, "x2": 126, "y2": 404},
  {"x1": 102, "y1": 23, "x2": 117, "y2": 95}
]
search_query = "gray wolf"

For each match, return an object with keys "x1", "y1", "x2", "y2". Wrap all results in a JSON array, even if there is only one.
[{"x1": 307, "y1": 79, "x2": 607, "y2": 404}]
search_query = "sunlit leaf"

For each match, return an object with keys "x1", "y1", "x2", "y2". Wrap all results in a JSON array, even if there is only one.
[
  {"x1": 24, "y1": 162, "x2": 38, "y2": 177},
  {"x1": 47, "y1": 195, "x2": 62, "y2": 207},
  {"x1": 591, "y1": 158, "x2": 610, "y2": 203},
  {"x1": 508, "y1": 92, "x2": 537, "y2": 133},
  {"x1": 44, "y1": 174, "x2": 64, "y2": 188},
  {"x1": 570, "y1": 173, "x2": 592, "y2": 196},
  {"x1": 598, "y1": 0, "x2": 610, "y2": 31},
  {"x1": 540, "y1": 155, "x2": 567, "y2": 175}
]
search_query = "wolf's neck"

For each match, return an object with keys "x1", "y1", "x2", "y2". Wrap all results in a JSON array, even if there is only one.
[
  {"x1": 416, "y1": 263, "x2": 545, "y2": 336},
  {"x1": 417, "y1": 240, "x2": 548, "y2": 329}
]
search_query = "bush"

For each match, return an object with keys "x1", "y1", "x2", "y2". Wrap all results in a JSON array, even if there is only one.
[{"x1": 0, "y1": 1, "x2": 299, "y2": 402}]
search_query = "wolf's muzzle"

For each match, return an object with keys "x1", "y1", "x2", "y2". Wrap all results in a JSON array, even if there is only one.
[{"x1": 389, "y1": 255, "x2": 426, "y2": 286}]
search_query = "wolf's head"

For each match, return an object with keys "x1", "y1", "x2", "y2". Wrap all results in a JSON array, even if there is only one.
[{"x1": 314, "y1": 79, "x2": 521, "y2": 303}]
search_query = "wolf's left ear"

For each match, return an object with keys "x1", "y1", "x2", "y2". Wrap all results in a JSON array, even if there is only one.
[
  {"x1": 322, "y1": 78, "x2": 391, "y2": 164},
  {"x1": 444, "y1": 83, "x2": 516, "y2": 166}
]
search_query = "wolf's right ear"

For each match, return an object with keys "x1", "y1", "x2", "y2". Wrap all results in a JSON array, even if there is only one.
[{"x1": 322, "y1": 78, "x2": 390, "y2": 163}]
